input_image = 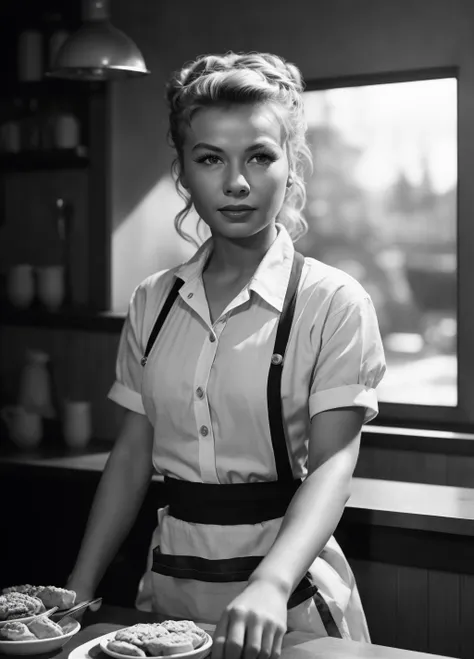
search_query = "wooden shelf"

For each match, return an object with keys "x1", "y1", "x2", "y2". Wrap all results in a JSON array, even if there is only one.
[
  {"x1": 0, "y1": 148, "x2": 89, "y2": 172},
  {"x1": 0, "y1": 303, "x2": 125, "y2": 332},
  {"x1": 0, "y1": 78, "x2": 103, "y2": 99}
]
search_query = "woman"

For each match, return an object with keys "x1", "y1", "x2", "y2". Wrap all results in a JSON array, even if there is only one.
[{"x1": 67, "y1": 51, "x2": 386, "y2": 658}]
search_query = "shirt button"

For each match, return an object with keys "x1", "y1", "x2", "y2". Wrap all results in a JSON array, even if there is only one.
[
  {"x1": 209, "y1": 333, "x2": 216, "y2": 342},
  {"x1": 200, "y1": 425, "x2": 209, "y2": 436},
  {"x1": 196, "y1": 387, "x2": 204, "y2": 399}
]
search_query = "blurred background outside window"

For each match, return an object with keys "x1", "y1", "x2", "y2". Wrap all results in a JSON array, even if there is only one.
[{"x1": 299, "y1": 78, "x2": 457, "y2": 406}]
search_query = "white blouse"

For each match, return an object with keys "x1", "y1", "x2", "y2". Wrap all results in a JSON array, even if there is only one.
[{"x1": 108, "y1": 224, "x2": 386, "y2": 484}]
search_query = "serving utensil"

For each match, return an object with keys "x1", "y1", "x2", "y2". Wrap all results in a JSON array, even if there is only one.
[
  {"x1": 52, "y1": 597, "x2": 102, "y2": 624},
  {"x1": 16, "y1": 607, "x2": 59, "y2": 627}
]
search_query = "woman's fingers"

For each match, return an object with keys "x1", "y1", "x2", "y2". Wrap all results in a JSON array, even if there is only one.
[
  {"x1": 242, "y1": 617, "x2": 263, "y2": 659},
  {"x1": 212, "y1": 611, "x2": 229, "y2": 659},
  {"x1": 270, "y1": 626, "x2": 285, "y2": 659},
  {"x1": 223, "y1": 610, "x2": 247, "y2": 659},
  {"x1": 258, "y1": 624, "x2": 275, "y2": 659}
]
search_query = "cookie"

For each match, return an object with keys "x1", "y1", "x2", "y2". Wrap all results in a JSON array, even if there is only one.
[
  {"x1": 183, "y1": 628, "x2": 207, "y2": 649},
  {"x1": 1, "y1": 585, "x2": 39, "y2": 597},
  {"x1": 145, "y1": 632, "x2": 194, "y2": 656},
  {"x1": 0, "y1": 621, "x2": 36, "y2": 641},
  {"x1": 35, "y1": 586, "x2": 76, "y2": 610},
  {"x1": 28, "y1": 616, "x2": 63, "y2": 639},
  {"x1": 115, "y1": 623, "x2": 169, "y2": 647},
  {"x1": 107, "y1": 640, "x2": 147, "y2": 657},
  {"x1": 160, "y1": 621, "x2": 199, "y2": 635},
  {"x1": 0, "y1": 593, "x2": 45, "y2": 621}
]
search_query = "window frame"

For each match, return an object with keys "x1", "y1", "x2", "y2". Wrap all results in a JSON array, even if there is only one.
[{"x1": 303, "y1": 66, "x2": 473, "y2": 431}]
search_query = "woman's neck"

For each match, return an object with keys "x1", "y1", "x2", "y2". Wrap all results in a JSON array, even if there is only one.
[{"x1": 205, "y1": 224, "x2": 278, "y2": 281}]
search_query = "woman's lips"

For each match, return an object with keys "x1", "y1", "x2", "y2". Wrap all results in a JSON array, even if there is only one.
[{"x1": 219, "y1": 209, "x2": 255, "y2": 219}]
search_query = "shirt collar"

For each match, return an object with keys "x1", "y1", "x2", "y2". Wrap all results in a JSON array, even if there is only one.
[{"x1": 174, "y1": 223, "x2": 295, "y2": 312}]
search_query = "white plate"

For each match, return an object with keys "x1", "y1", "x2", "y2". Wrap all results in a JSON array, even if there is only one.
[
  {"x1": 0, "y1": 618, "x2": 81, "y2": 655},
  {"x1": 98, "y1": 629, "x2": 213, "y2": 659},
  {"x1": 0, "y1": 609, "x2": 57, "y2": 629}
]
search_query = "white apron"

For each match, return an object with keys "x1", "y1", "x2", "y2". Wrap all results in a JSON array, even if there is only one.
[{"x1": 133, "y1": 252, "x2": 371, "y2": 642}]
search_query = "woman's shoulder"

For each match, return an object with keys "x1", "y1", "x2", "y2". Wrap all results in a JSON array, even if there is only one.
[
  {"x1": 129, "y1": 265, "x2": 183, "y2": 313},
  {"x1": 300, "y1": 254, "x2": 371, "y2": 315}
]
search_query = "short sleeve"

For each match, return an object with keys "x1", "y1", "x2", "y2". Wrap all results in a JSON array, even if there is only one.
[
  {"x1": 107, "y1": 284, "x2": 147, "y2": 414},
  {"x1": 309, "y1": 295, "x2": 386, "y2": 423}
]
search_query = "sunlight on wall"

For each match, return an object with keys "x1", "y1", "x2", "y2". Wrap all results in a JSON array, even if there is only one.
[{"x1": 111, "y1": 175, "x2": 201, "y2": 312}]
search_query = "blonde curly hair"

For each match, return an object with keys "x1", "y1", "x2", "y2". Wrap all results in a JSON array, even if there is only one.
[{"x1": 165, "y1": 51, "x2": 313, "y2": 246}]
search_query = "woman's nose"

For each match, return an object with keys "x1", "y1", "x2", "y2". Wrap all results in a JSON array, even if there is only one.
[{"x1": 224, "y1": 170, "x2": 250, "y2": 196}]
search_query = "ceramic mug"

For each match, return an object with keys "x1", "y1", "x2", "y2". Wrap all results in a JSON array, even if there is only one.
[
  {"x1": 0, "y1": 405, "x2": 42, "y2": 449},
  {"x1": 63, "y1": 400, "x2": 92, "y2": 449},
  {"x1": 6, "y1": 264, "x2": 35, "y2": 309},
  {"x1": 36, "y1": 265, "x2": 65, "y2": 311}
]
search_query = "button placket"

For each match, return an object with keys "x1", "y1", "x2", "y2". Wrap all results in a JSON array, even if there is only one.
[{"x1": 193, "y1": 327, "x2": 219, "y2": 483}]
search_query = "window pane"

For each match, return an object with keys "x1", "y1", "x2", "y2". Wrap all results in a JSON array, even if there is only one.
[{"x1": 301, "y1": 78, "x2": 457, "y2": 406}]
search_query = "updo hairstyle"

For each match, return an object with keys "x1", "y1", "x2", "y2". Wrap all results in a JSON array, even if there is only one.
[{"x1": 165, "y1": 51, "x2": 313, "y2": 245}]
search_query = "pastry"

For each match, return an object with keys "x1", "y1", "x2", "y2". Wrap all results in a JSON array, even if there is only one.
[
  {"x1": 160, "y1": 621, "x2": 199, "y2": 635},
  {"x1": 0, "y1": 621, "x2": 36, "y2": 641},
  {"x1": 107, "y1": 640, "x2": 147, "y2": 657},
  {"x1": 1, "y1": 585, "x2": 39, "y2": 597},
  {"x1": 182, "y1": 628, "x2": 207, "y2": 649},
  {"x1": 28, "y1": 616, "x2": 63, "y2": 639},
  {"x1": 35, "y1": 586, "x2": 76, "y2": 610},
  {"x1": 0, "y1": 593, "x2": 45, "y2": 621},
  {"x1": 115, "y1": 623, "x2": 169, "y2": 647},
  {"x1": 145, "y1": 632, "x2": 194, "y2": 656}
]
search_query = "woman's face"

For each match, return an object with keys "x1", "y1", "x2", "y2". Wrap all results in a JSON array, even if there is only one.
[{"x1": 181, "y1": 103, "x2": 290, "y2": 241}]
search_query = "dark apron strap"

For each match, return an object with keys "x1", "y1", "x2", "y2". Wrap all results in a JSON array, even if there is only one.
[
  {"x1": 267, "y1": 251, "x2": 305, "y2": 482},
  {"x1": 140, "y1": 277, "x2": 184, "y2": 367}
]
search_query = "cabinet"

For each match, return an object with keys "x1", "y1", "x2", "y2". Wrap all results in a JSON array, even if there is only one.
[{"x1": 0, "y1": 1, "x2": 111, "y2": 314}]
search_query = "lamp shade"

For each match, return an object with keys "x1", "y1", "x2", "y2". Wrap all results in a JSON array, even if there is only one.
[{"x1": 48, "y1": 6, "x2": 150, "y2": 81}]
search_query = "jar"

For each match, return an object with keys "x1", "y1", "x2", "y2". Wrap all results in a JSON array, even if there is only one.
[
  {"x1": 18, "y1": 350, "x2": 56, "y2": 419},
  {"x1": 6, "y1": 264, "x2": 35, "y2": 308},
  {"x1": 1, "y1": 121, "x2": 21, "y2": 153},
  {"x1": 36, "y1": 265, "x2": 65, "y2": 311},
  {"x1": 54, "y1": 113, "x2": 80, "y2": 149}
]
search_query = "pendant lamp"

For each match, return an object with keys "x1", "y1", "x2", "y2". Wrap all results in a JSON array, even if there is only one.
[{"x1": 48, "y1": 0, "x2": 150, "y2": 81}]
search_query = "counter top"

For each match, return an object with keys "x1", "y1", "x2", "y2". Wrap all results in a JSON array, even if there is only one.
[
  {"x1": 39, "y1": 605, "x2": 456, "y2": 659},
  {"x1": 1, "y1": 444, "x2": 474, "y2": 538}
]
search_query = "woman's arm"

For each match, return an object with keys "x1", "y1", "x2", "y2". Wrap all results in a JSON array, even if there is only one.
[
  {"x1": 211, "y1": 406, "x2": 364, "y2": 659},
  {"x1": 66, "y1": 409, "x2": 154, "y2": 601},
  {"x1": 249, "y1": 405, "x2": 364, "y2": 596}
]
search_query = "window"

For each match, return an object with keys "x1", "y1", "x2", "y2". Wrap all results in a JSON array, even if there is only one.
[
  {"x1": 300, "y1": 71, "x2": 469, "y2": 429},
  {"x1": 300, "y1": 76, "x2": 457, "y2": 409}
]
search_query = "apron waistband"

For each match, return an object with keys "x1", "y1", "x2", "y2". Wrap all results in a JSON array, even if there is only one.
[{"x1": 163, "y1": 476, "x2": 301, "y2": 525}]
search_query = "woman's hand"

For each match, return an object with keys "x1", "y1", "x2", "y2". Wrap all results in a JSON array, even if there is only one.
[
  {"x1": 65, "y1": 576, "x2": 95, "y2": 606},
  {"x1": 211, "y1": 579, "x2": 287, "y2": 659}
]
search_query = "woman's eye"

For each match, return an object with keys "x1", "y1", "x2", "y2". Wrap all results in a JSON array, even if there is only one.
[
  {"x1": 195, "y1": 154, "x2": 221, "y2": 165},
  {"x1": 251, "y1": 152, "x2": 277, "y2": 165}
]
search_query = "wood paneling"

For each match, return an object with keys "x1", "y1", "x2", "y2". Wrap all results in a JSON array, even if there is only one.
[
  {"x1": 460, "y1": 576, "x2": 474, "y2": 659},
  {"x1": 396, "y1": 566, "x2": 429, "y2": 652},
  {"x1": 348, "y1": 559, "x2": 472, "y2": 658},
  {"x1": 351, "y1": 559, "x2": 398, "y2": 647},
  {"x1": 428, "y1": 571, "x2": 461, "y2": 657}
]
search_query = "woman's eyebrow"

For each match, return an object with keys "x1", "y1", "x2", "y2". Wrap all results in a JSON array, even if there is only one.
[{"x1": 191, "y1": 141, "x2": 280, "y2": 152}]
